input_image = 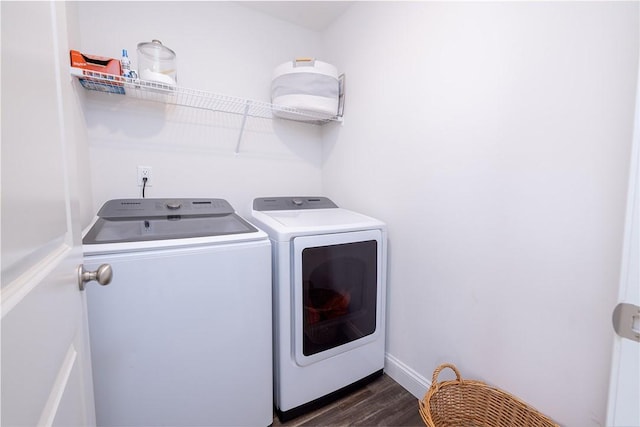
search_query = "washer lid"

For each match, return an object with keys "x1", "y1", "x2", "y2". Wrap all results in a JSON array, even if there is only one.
[{"x1": 83, "y1": 198, "x2": 257, "y2": 244}]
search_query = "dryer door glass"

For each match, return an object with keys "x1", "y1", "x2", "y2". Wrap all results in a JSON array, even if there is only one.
[
  {"x1": 301, "y1": 239, "x2": 377, "y2": 356},
  {"x1": 292, "y1": 229, "x2": 383, "y2": 366}
]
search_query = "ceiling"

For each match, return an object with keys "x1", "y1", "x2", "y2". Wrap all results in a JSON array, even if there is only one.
[{"x1": 239, "y1": 1, "x2": 354, "y2": 31}]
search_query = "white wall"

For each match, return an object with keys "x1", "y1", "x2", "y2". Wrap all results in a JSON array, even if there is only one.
[
  {"x1": 65, "y1": 2, "x2": 95, "y2": 234},
  {"x1": 321, "y1": 2, "x2": 638, "y2": 426},
  {"x1": 75, "y1": 1, "x2": 329, "y2": 223}
]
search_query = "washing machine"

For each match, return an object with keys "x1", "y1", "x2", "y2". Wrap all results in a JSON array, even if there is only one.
[
  {"x1": 82, "y1": 198, "x2": 272, "y2": 427},
  {"x1": 250, "y1": 196, "x2": 387, "y2": 421}
]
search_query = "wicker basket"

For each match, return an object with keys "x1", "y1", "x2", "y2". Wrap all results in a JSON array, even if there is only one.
[{"x1": 419, "y1": 364, "x2": 558, "y2": 427}]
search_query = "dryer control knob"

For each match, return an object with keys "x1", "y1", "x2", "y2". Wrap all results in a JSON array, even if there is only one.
[
  {"x1": 166, "y1": 201, "x2": 182, "y2": 210},
  {"x1": 292, "y1": 199, "x2": 304, "y2": 206}
]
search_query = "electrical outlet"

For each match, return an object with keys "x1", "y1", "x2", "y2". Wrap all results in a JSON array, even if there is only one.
[{"x1": 137, "y1": 166, "x2": 152, "y2": 187}]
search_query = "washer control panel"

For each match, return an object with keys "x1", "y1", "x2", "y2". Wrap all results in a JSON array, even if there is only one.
[
  {"x1": 84, "y1": 198, "x2": 258, "y2": 244},
  {"x1": 98, "y1": 198, "x2": 234, "y2": 219}
]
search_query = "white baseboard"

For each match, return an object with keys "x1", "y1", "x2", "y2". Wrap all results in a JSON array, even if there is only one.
[{"x1": 384, "y1": 353, "x2": 431, "y2": 399}]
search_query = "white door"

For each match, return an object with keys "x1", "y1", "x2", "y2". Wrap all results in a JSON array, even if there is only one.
[
  {"x1": 292, "y1": 230, "x2": 384, "y2": 367},
  {"x1": 606, "y1": 60, "x2": 640, "y2": 426},
  {"x1": 1, "y1": 2, "x2": 96, "y2": 426}
]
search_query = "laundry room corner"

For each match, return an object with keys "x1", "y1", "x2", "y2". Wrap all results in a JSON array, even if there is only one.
[{"x1": 320, "y1": 2, "x2": 639, "y2": 426}]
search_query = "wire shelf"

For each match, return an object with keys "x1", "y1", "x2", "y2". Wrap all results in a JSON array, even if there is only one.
[{"x1": 70, "y1": 67, "x2": 341, "y2": 124}]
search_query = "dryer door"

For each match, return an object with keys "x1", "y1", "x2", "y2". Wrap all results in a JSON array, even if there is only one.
[{"x1": 292, "y1": 229, "x2": 383, "y2": 366}]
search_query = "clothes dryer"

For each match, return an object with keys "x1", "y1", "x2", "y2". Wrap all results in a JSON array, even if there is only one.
[
  {"x1": 83, "y1": 198, "x2": 272, "y2": 427},
  {"x1": 250, "y1": 196, "x2": 387, "y2": 421}
]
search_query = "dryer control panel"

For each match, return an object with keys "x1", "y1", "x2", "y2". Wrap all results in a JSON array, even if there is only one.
[{"x1": 253, "y1": 197, "x2": 338, "y2": 211}]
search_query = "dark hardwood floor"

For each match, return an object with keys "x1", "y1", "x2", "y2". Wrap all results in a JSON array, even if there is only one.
[{"x1": 272, "y1": 374, "x2": 425, "y2": 427}]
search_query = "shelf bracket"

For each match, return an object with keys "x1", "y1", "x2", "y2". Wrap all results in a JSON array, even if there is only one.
[{"x1": 235, "y1": 100, "x2": 251, "y2": 155}]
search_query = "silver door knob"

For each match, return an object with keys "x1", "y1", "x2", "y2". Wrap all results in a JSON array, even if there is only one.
[
  {"x1": 613, "y1": 302, "x2": 640, "y2": 342},
  {"x1": 78, "y1": 264, "x2": 113, "y2": 291}
]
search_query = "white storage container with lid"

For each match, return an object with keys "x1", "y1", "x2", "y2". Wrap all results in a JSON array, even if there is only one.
[
  {"x1": 137, "y1": 40, "x2": 177, "y2": 86},
  {"x1": 271, "y1": 58, "x2": 340, "y2": 121}
]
